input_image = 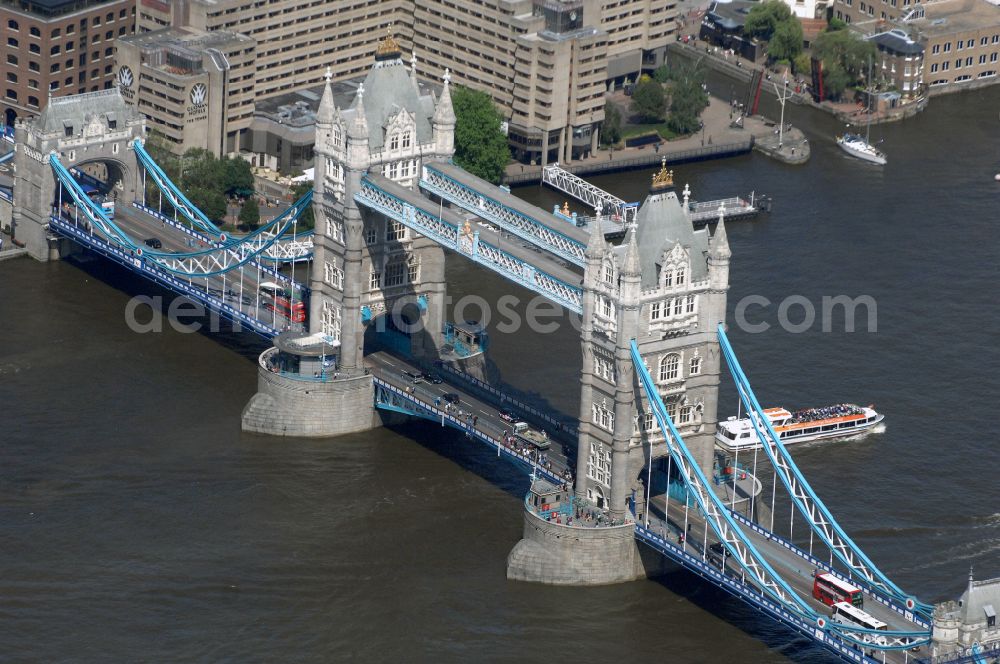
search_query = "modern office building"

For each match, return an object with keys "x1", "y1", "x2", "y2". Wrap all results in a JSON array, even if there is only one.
[
  {"x1": 1, "y1": 0, "x2": 135, "y2": 125},
  {"x1": 134, "y1": 0, "x2": 677, "y2": 165},
  {"x1": 114, "y1": 27, "x2": 255, "y2": 155}
]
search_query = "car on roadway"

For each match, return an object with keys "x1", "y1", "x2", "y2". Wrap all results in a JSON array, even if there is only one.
[
  {"x1": 707, "y1": 542, "x2": 728, "y2": 569},
  {"x1": 143, "y1": 237, "x2": 162, "y2": 249},
  {"x1": 442, "y1": 392, "x2": 460, "y2": 405},
  {"x1": 420, "y1": 372, "x2": 442, "y2": 384},
  {"x1": 498, "y1": 409, "x2": 517, "y2": 423},
  {"x1": 401, "y1": 370, "x2": 423, "y2": 384}
]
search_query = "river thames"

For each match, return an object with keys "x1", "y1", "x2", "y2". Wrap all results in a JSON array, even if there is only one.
[{"x1": 1, "y1": 82, "x2": 998, "y2": 662}]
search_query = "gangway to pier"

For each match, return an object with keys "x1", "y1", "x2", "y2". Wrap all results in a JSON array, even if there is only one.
[
  {"x1": 688, "y1": 193, "x2": 765, "y2": 225},
  {"x1": 541, "y1": 163, "x2": 638, "y2": 226}
]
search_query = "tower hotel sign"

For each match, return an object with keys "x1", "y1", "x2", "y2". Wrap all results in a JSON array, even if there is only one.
[
  {"x1": 186, "y1": 83, "x2": 208, "y2": 122},
  {"x1": 117, "y1": 66, "x2": 135, "y2": 101}
]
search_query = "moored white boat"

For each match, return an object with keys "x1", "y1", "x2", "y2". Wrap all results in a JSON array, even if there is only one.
[
  {"x1": 716, "y1": 404, "x2": 884, "y2": 451},
  {"x1": 837, "y1": 133, "x2": 887, "y2": 165}
]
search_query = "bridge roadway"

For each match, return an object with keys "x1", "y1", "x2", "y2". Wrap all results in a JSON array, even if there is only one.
[
  {"x1": 366, "y1": 349, "x2": 929, "y2": 663},
  {"x1": 61, "y1": 203, "x2": 306, "y2": 334}
]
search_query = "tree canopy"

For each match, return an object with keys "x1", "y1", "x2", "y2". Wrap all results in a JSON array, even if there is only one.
[
  {"x1": 813, "y1": 29, "x2": 877, "y2": 99},
  {"x1": 665, "y1": 64, "x2": 709, "y2": 135},
  {"x1": 452, "y1": 85, "x2": 511, "y2": 184},
  {"x1": 239, "y1": 197, "x2": 260, "y2": 231},
  {"x1": 743, "y1": 0, "x2": 794, "y2": 41},
  {"x1": 602, "y1": 101, "x2": 623, "y2": 146},
  {"x1": 769, "y1": 19, "x2": 805, "y2": 62},
  {"x1": 291, "y1": 180, "x2": 315, "y2": 231},
  {"x1": 630, "y1": 76, "x2": 667, "y2": 123}
]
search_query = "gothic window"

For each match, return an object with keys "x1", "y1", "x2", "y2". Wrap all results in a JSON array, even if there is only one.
[
  {"x1": 679, "y1": 405, "x2": 693, "y2": 424},
  {"x1": 666, "y1": 399, "x2": 678, "y2": 422},
  {"x1": 689, "y1": 355, "x2": 701, "y2": 376},
  {"x1": 685, "y1": 294, "x2": 696, "y2": 314},
  {"x1": 650, "y1": 301, "x2": 661, "y2": 320},
  {"x1": 385, "y1": 260, "x2": 405, "y2": 287},
  {"x1": 324, "y1": 261, "x2": 343, "y2": 289},
  {"x1": 326, "y1": 157, "x2": 335, "y2": 176},
  {"x1": 659, "y1": 354, "x2": 680, "y2": 382},
  {"x1": 675, "y1": 265, "x2": 686, "y2": 286},
  {"x1": 390, "y1": 132, "x2": 399, "y2": 150},
  {"x1": 592, "y1": 402, "x2": 614, "y2": 432},
  {"x1": 643, "y1": 411, "x2": 655, "y2": 431},
  {"x1": 402, "y1": 131, "x2": 411, "y2": 149},
  {"x1": 407, "y1": 256, "x2": 419, "y2": 283},
  {"x1": 369, "y1": 270, "x2": 381, "y2": 290},
  {"x1": 672, "y1": 298, "x2": 683, "y2": 316},
  {"x1": 600, "y1": 296, "x2": 614, "y2": 319},
  {"x1": 587, "y1": 441, "x2": 612, "y2": 485},
  {"x1": 594, "y1": 355, "x2": 615, "y2": 382},
  {"x1": 603, "y1": 262, "x2": 614, "y2": 285},
  {"x1": 365, "y1": 226, "x2": 378, "y2": 244},
  {"x1": 388, "y1": 161, "x2": 399, "y2": 179},
  {"x1": 664, "y1": 269, "x2": 673, "y2": 288},
  {"x1": 332, "y1": 125, "x2": 342, "y2": 148},
  {"x1": 386, "y1": 220, "x2": 406, "y2": 241},
  {"x1": 321, "y1": 301, "x2": 341, "y2": 341}
]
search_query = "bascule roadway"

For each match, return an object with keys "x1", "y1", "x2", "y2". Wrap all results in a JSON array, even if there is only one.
[
  {"x1": 75, "y1": 203, "x2": 307, "y2": 332},
  {"x1": 367, "y1": 348, "x2": 929, "y2": 663}
]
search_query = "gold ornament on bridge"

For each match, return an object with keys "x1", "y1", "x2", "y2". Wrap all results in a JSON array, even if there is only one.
[
  {"x1": 375, "y1": 24, "x2": 402, "y2": 60},
  {"x1": 561, "y1": 201, "x2": 571, "y2": 216},
  {"x1": 651, "y1": 157, "x2": 674, "y2": 191}
]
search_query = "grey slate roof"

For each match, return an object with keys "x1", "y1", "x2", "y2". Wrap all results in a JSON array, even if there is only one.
[
  {"x1": 35, "y1": 89, "x2": 139, "y2": 134},
  {"x1": 341, "y1": 57, "x2": 434, "y2": 151},
  {"x1": 631, "y1": 188, "x2": 709, "y2": 288},
  {"x1": 868, "y1": 30, "x2": 925, "y2": 56},
  {"x1": 959, "y1": 577, "x2": 1000, "y2": 626}
]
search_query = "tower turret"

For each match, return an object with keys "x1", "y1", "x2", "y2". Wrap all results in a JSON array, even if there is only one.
[{"x1": 433, "y1": 69, "x2": 456, "y2": 155}]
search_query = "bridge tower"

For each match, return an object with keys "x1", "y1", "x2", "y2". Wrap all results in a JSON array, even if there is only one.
[
  {"x1": 11, "y1": 90, "x2": 144, "y2": 261},
  {"x1": 507, "y1": 163, "x2": 730, "y2": 585},
  {"x1": 243, "y1": 31, "x2": 455, "y2": 437}
]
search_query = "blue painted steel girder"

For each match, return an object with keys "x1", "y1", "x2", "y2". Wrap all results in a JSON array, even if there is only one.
[
  {"x1": 420, "y1": 163, "x2": 587, "y2": 268},
  {"x1": 355, "y1": 178, "x2": 582, "y2": 315}
]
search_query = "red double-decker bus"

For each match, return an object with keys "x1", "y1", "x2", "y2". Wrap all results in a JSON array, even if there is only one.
[
  {"x1": 813, "y1": 572, "x2": 863, "y2": 609},
  {"x1": 260, "y1": 282, "x2": 306, "y2": 323}
]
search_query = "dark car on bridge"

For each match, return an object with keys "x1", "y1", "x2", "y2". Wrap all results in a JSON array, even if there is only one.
[
  {"x1": 143, "y1": 237, "x2": 162, "y2": 249},
  {"x1": 708, "y1": 542, "x2": 728, "y2": 569},
  {"x1": 420, "y1": 372, "x2": 442, "y2": 384},
  {"x1": 402, "y1": 370, "x2": 423, "y2": 384},
  {"x1": 442, "y1": 393, "x2": 460, "y2": 405}
]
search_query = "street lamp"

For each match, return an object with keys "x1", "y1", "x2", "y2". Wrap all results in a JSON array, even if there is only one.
[{"x1": 776, "y1": 78, "x2": 790, "y2": 148}]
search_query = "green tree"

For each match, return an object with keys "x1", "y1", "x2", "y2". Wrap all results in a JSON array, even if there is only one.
[
  {"x1": 666, "y1": 64, "x2": 709, "y2": 135},
  {"x1": 630, "y1": 77, "x2": 666, "y2": 123},
  {"x1": 826, "y1": 16, "x2": 847, "y2": 31},
  {"x1": 222, "y1": 157, "x2": 254, "y2": 197},
  {"x1": 290, "y1": 180, "x2": 315, "y2": 231},
  {"x1": 652, "y1": 64, "x2": 671, "y2": 83},
  {"x1": 793, "y1": 52, "x2": 812, "y2": 76},
  {"x1": 188, "y1": 187, "x2": 228, "y2": 222},
  {"x1": 819, "y1": 61, "x2": 852, "y2": 99},
  {"x1": 239, "y1": 197, "x2": 260, "y2": 231},
  {"x1": 769, "y1": 19, "x2": 804, "y2": 62},
  {"x1": 602, "y1": 101, "x2": 623, "y2": 146},
  {"x1": 743, "y1": 0, "x2": 793, "y2": 41},
  {"x1": 813, "y1": 29, "x2": 876, "y2": 98},
  {"x1": 451, "y1": 85, "x2": 510, "y2": 184}
]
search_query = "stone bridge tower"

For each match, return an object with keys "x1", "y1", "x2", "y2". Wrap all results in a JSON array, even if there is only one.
[
  {"x1": 574, "y1": 162, "x2": 730, "y2": 521},
  {"x1": 309, "y1": 31, "x2": 453, "y2": 373},
  {"x1": 11, "y1": 89, "x2": 144, "y2": 261}
]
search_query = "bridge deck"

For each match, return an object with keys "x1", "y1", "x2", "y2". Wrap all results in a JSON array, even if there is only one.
[
  {"x1": 369, "y1": 175, "x2": 583, "y2": 291},
  {"x1": 425, "y1": 161, "x2": 591, "y2": 245}
]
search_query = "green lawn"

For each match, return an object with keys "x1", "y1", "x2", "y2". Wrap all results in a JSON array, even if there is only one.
[{"x1": 621, "y1": 122, "x2": 678, "y2": 141}]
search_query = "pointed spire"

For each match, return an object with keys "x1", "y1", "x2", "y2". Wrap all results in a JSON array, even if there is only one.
[
  {"x1": 710, "y1": 211, "x2": 731, "y2": 260},
  {"x1": 623, "y1": 227, "x2": 641, "y2": 277},
  {"x1": 348, "y1": 82, "x2": 368, "y2": 139},
  {"x1": 317, "y1": 66, "x2": 335, "y2": 126},
  {"x1": 410, "y1": 51, "x2": 420, "y2": 95},
  {"x1": 434, "y1": 68, "x2": 455, "y2": 125},
  {"x1": 585, "y1": 202, "x2": 608, "y2": 259}
]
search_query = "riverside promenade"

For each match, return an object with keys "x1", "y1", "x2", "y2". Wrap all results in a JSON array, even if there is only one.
[{"x1": 504, "y1": 95, "x2": 808, "y2": 186}]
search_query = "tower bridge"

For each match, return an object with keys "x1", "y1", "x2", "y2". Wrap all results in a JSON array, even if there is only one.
[{"x1": 1, "y1": 33, "x2": 996, "y2": 664}]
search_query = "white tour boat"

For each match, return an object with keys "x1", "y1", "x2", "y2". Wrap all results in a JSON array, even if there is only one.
[{"x1": 716, "y1": 404, "x2": 884, "y2": 451}]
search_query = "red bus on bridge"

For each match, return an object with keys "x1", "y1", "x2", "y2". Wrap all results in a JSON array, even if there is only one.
[
  {"x1": 260, "y1": 282, "x2": 306, "y2": 323},
  {"x1": 813, "y1": 572, "x2": 864, "y2": 609}
]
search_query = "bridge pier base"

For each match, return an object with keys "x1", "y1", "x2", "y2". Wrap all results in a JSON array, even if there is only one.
[
  {"x1": 506, "y1": 500, "x2": 669, "y2": 586},
  {"x1": 242, "y1": 366, "x2": 381, "y2": 437}
]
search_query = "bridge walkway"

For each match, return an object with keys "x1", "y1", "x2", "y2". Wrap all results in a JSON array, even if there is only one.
[{"x1": 362, "y1": 174, "x2": 583, "y2": 311}]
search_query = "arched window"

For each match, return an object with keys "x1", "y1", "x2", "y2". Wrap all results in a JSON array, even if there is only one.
[
  {"x1": 689, "y1": 355, "x2": 701, "y2": 376},
  {"x1": 603, "y1": 261, "x2": 614, "y2": 285},
  {"x1": 675, "y1": 265, "x2": 686, "y2": 286},
  {"x1": 332, "y1": 125, "x2": 342, "y2": 149},
  {"x1": 679, "y1": 405, "x2": 693, "y2": 424},
  {"x1": 401, "y1": 130, "x2": 411, "y2": 149},
  {"x1": 389, "y1": 131, "x2": 399, "y2": 150},
  {"x1": 659, "y1": 354, "x2": 679, "y2": 382},
  {"x1": 8, "y1": 19, "x2": 18, "y2": 30}
]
